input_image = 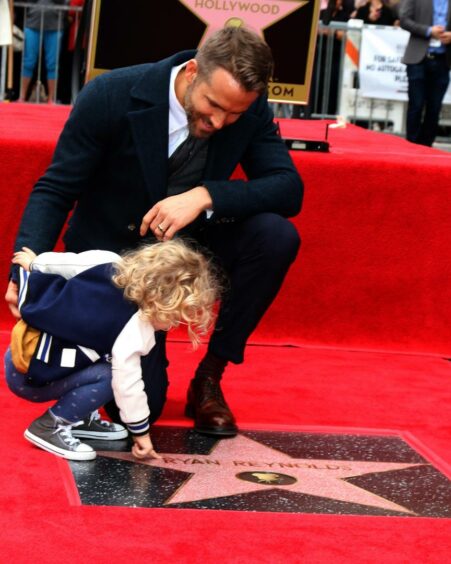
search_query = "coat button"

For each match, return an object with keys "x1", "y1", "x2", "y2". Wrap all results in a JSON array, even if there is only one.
[{"x1": 127, "y1": 223, "x2": 136, "y2": 231}]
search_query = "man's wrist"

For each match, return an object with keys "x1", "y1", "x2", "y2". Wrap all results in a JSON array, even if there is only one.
[{"x1": 193, "y1": 185, "x2": 213, "y2": 211}]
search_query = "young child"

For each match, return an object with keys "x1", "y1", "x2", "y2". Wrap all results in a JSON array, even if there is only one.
[{"x1": 5, "y1": 240, "x2": 218, "y2": 461}]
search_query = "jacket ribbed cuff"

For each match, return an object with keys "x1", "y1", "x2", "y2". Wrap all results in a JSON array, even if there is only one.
[{"x1": 126, "y1": 418, "x2": 150, "y2": 436}]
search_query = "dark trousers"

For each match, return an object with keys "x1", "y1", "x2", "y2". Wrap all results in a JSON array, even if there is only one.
[
  {"x1": 107, "y1": 213, "x2": 300, "y2": 423},
  {"x1": 406, "y1": 55, "x2": 450, "y2": 147}
]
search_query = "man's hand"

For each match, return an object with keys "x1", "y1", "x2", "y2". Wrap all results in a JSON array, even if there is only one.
[
  {"x1": 440, "y1": 31, "x2": 451, "y2": 45},
  {"x1": 5, "y1": 280, "x2": 20, "y2": 319},
  {"x1": 140, "y1": 186, "x2": 213, "y2": 241},
  {"x1": 131, "y1": 433, "x2": 161, "y2": 460},
  {"x1": 431, "y1": 25, "x2": 445, "y2": 39}
]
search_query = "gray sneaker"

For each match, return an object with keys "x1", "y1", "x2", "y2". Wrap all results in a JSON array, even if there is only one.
[
  {"x1": 24, "y1": 410, "x2": 96, "y2": 461},
  {"x1": 72, "y1": 410, "x2": 128, "y2": 440}
]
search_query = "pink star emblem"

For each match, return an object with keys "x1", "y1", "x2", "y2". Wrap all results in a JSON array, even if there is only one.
[
  {"x1": 99, "y1": 434, "x2": 423, "y2": 513},
  {"x1": 179, "y1": 0, "x2": 309, "y2": 42}
]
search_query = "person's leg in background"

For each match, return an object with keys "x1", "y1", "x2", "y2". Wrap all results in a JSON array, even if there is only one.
[
  {"x1": 186, "y1": 213, "x2": 301, "y2": 436},
  {"x1": 43, "y1": 29, "x2": 63, "y2": 103},
  {"x1": 418, "y1": 56, "x2": 450, "y2": 147},
  {"x1": 19, "y1": 28, "x2": 40, "y2": 101},
  {"x1": 405, "y1": 61, "x2": 426, "y2": 144}
]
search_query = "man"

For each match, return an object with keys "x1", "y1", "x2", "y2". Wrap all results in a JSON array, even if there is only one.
[
  {"x1": 6, "y1": 27, "x2": 303, "y2": 437},
  {"x1": 400, "y1": 0, "x2": 451, "y2": 146}
]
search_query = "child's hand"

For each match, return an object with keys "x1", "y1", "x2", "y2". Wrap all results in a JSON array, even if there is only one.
[
  {"x1": 12, "y1": 247, "x2": 37, "y2": 272},
  {"x1": 131, "y1": 433, "x2": 161, "y2": 460}
]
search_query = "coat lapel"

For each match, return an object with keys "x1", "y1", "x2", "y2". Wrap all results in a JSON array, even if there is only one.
[
  {"x1": 128, "y1": 106, "x2": 169, "y2": 203},
  {"x1": 127, "y1": 51, "x2": 195, "y2": 203}
]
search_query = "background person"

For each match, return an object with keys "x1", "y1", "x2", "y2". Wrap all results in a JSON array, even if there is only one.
[
  {"x1": 400, "y1": 0, "x2": 451, "y2": 146},
  {"x1": 19, "y1": 0, "x2": 68, "y2": 103},
  {"x1": 352, "y1": 0, "x2": 398, "y2": 25}
]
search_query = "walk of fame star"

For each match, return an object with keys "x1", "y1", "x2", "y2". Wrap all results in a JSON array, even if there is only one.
[
  {"x1": 98, "y1": 434, "x2": 419, "y2": 513},
  {"x1": 178, "y1": 0, "x2": 309, "y2": 42},
  {"x1": 68, "y1": 428, "x2": 451, "y2": 516}
]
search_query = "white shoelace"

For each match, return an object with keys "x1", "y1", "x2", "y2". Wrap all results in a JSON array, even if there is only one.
[
  {"x1": 53, "y1": 424, "x2": 80, "y2": 447},
  {"x1": 89, "y1": 410, "x2": 101, "y2": 423},
  {"x1": 89, "y1": 410, "x2": 112, "y2": 428}
]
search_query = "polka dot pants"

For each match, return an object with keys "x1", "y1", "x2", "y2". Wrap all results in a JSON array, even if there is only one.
[{"x1": 4, "y1": 348, "x2": 113, "y2": 423}]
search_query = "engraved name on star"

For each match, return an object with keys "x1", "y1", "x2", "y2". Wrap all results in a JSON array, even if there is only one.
[
  {"x1": 99, "y1": 434, "x2": 423, "y2": 513},
  {"x1": 178, "y1": 0, "x2": 309, "y2": 42}
]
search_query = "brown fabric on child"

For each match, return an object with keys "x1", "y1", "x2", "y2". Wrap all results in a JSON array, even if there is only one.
[{"x1": 10, "y1": 319, "x2": 40, "y2": 373}]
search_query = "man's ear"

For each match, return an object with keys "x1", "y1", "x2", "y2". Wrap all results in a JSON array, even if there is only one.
[{"x1": 184, "y1": 59, "x2": 198, "y2": 84}]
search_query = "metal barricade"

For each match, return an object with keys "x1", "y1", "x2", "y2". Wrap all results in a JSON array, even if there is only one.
[
  {"x1": 320, "y1": 21, "x2": 407, "y2": 133},
  {"x1": 0, "y1": 1, "x2": 82, "y2": 103},
  {"x1": 273, "y1": 22, "x2": 403, "y2": 129},
  {"x1": 272, "y1": 21, "x2": 450, "y2": 144},
  {"x1": 1, "y1": 12, "x2": 449, "y2": 143}
]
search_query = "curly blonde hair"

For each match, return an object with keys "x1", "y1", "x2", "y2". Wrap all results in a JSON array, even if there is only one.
[{"x1": 112, "y1": 240, "x2": 218, "y2": 346}]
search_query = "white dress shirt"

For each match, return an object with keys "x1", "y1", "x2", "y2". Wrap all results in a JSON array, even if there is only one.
[
  {"x1": 168, "y1": 62, "x2": 213, "y2": 218},
  {"x1": 168, "y1": 62, "x2": 190, "y2": 157}
]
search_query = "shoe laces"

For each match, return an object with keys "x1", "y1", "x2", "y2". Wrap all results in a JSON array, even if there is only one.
[
  {"x1": 89, "y1": 410, "x2": 111, "y2": 428},
  {"x1": 53, "y1": 424, "x2": 81, "y2": 448}
]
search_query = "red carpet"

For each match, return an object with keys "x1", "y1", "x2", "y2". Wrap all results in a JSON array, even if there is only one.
[
  {"x1": 0, "y1": 335, "x2": 450, "y2": 562},
  {"x1": 1, "y1": 104, "x2": 450, "y2": 354},
  {"x1": 0, "y1": 104, "x2": 450, "y2": 562}
]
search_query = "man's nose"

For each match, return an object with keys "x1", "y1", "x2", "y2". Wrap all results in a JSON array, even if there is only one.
[{"x1": 210, "y1": 110, "x2": 227, "y2": 130}]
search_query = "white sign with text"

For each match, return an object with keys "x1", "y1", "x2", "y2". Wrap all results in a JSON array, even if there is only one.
[
  {"x1": 0, "y1": 0, "x2": 12, "y2": 46},
  {"x1": 359, "y1": 27, "x2": 451, "y2": 104}
]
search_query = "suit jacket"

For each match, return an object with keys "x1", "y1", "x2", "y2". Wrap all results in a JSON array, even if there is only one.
[
  {"x1": 14, "y1": 51, "x2": 303, "y2": 257},
  {"x1": 400, "y1": 0, "x2": 451, "y2": 67}
]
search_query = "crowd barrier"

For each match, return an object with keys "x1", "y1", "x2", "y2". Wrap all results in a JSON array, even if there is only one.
[
  {"x1": 274, "y1": 21, "x2": 450, "y2": 142},
  {"x1": 0, "y1": 1, "x2": 82, "y2": 103},
  {"x1": 1, "y1": 5, "x2": 450, "y2": 141}
]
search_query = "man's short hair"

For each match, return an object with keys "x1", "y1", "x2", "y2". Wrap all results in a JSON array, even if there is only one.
[{"x1": 195, "y1": 27, "x2": 274, "y2": 95}]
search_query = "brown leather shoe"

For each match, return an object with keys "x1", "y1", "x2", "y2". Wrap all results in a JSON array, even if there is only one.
[{"x1": 185, "y1": 376, "x2": 238, "y2": 437}]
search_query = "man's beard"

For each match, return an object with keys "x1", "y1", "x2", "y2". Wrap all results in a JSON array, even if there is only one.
[{"x1": 184, "y1": 82, "x2": 215, "y2": 139}]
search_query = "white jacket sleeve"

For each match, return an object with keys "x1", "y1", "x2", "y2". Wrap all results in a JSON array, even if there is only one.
[
  {"x1": 31, "y1": 250, "x2": 120, "y2": 279},
  {"x1": 111, "y1": 311, "x2": 156, "y2": 435}
]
